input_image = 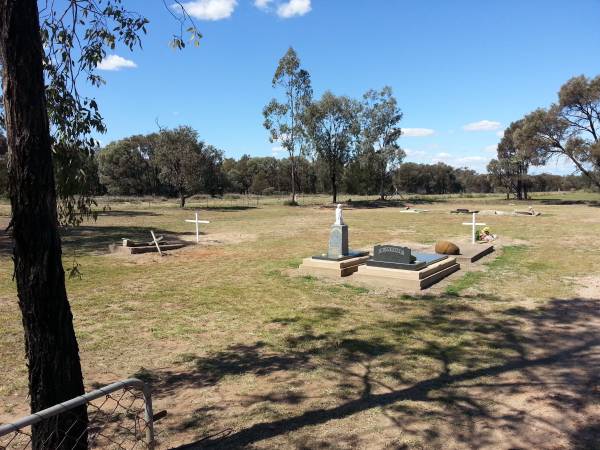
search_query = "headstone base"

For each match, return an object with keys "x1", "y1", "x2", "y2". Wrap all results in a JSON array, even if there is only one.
[
  {"x1": 353, "y1": 257, "x2": 460, "y2": 290},
  {"x1": 312, "y1": 249, "x2": 369, "y2": 262},
  {"x1": 299, "y1": 255, "x2": 370, "y2": 278}
]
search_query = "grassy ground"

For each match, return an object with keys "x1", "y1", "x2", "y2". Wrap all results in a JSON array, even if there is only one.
[{"x1": 1, "y1": 192, "x2": 599, "y2": 449}]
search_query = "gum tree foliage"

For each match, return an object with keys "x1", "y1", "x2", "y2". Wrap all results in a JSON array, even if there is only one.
[
  {"x1": 97, "y1": 133, "x2": 164, "y2": 195},
  {"x1": 487, "y1": 158, "x2": 517, "y2": 199},
  {"x1": 302, "y1": 91, "x2": 361, "y2": 203},
  {"x1": 394, "y1": 162, "x2": 461, "y2": 195},
  {"x1": 516, "y1": 75, "x2": 600, "y2": 189},
  {"x1": 0, "y1": 1, "x2": 200, "y2": 448},
  {"x1": 98, "y1": 141, "x2": 152, "y2": 195},
  {"x1": 488, "y1": 119, "x2": 544, "y2": 200},
  {"x1": 154, "y1": 126, "x2": 215, "y2": 208},
  {"x1": 360, "y1": 86, "x2": 405, "y2": 200},
  {"x1": 263, "y1": 47, "x2": 312, "y2": 204}
]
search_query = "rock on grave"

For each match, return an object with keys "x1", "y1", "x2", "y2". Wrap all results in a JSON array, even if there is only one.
[{"x1": 435, "y1": 240, "x2": 460, "y2": 255}]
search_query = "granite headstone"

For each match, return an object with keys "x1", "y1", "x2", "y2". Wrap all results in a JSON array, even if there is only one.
[{"x1": 366, "y1": 245, "x2": 447, "y2": 271}]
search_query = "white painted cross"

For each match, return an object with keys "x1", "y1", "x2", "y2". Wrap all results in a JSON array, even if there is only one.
[
  {"x1": 185, "y1": 211, "x2": 210, "y2": 243},
  {"x1": 150, "y1": 230, "x2": 163, "y2": 256},
  {"x1": 462, "y1": 212, "x2": 486, "y2": 244}
]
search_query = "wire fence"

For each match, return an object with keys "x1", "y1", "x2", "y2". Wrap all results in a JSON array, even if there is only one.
[{"x1": 0, "y1": 379, "x2": 156, "y2": 450}]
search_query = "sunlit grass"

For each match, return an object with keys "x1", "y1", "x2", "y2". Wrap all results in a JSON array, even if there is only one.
[{"x1": 0, "y1": 191, "x2": 598, "y2": 446}]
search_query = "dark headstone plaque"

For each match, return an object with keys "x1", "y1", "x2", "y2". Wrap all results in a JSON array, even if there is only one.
[
  {"x1": 366, "y1": 245, "x2": 447, "y2": 271},
  {"x1": 373, "y1": 245, "x2": 415, "y2": 264}
]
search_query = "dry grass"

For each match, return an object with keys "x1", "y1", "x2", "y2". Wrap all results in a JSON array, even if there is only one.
[{"x1": 1, "y1": 193, "x2": 600, "y2": 448}]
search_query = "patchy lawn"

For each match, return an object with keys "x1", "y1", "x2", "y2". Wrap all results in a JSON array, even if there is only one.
[{"x1": 1, "y1": 193, "x2": 599, "y2": 449}]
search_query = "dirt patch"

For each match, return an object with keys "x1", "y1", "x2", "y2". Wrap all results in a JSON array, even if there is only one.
[
  {"x1": 571, "y1": 276, "x2": 600, "y2": 299},
  {"x1": 177, "y1": 231, "x2": 257, "y2": 246}
]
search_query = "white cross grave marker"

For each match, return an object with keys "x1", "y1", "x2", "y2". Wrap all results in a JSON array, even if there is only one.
[
  {"x1": 150, "y1": 230, "x2": 162, "y2": 256},
  {"x1": 462, "y1": 212, "x2": 486, "y2": 244},
  {"x1": 185, "y1": 211, "x2": 210, "y2": 243}
]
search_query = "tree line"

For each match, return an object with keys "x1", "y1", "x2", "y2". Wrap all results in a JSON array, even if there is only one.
[
  {"x1": 2, "y1": 120, "x2": 593, "y2": 206},
  {"x1": 7, "y1": 47, "x2": 594, "y2": 211},
  {"x1": 40, "y1": 130, "x2": 592, "y2": 205}
]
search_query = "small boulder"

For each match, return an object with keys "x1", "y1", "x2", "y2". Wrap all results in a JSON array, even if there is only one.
[{"x1": 435, "y1": 240, "x2": 460, "y2": 255}]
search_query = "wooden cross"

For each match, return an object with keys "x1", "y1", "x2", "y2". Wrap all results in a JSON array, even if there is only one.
[
  {"x1": 462, "y1": 212, "x2": 486, "y2": 244},
  {"x1": 150, "y1": 230, "x2": 162, "y2": 256},
  {"x1": 185, "y1": 211, "x2": 210, "y2": 243}
]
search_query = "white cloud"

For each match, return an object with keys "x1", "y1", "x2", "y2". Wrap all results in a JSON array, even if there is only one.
[
  {"x1": 463, "y1": 120, "x2": 502, "y2": 132},
  {"x1": 97, "y1": 54, "x2": 137, "y2": 71},
  {"x1": 271, "y1": 144, "x2": 286, "y2": 157},
  {"x1": 254, "y1": 0, "x2": 273, "y2": 8},
  {"x1": 435, "y1": 152, "x2": 451, "y2": 159},
  {"x1": 404, "y1": 148, "x2": 426, "y2": 157},
  {"x1": 496, "y1": 130, "x2": 505, "y2": 138},
  {"x1": 457, "y1": 156, "x2": 488, "y2": 163},
  {"x1": 483, "y1": 144, "x2": 498, "y2": 153},
  {"x1": 402, "y1": 128, "x2": 435, "y2": 137},
  {"x1": 174, "y1": 0, "x2": 237, "y2": 21},
  {"x1": 277, "y1": 0, "x2": 311, "y2": 18}
]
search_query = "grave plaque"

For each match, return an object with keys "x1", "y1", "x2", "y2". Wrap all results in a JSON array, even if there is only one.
[
  {"x1": 366, "y1": 244, "x2": 447, "y2": 271},
  {"x1": 373, "y1": 245, "x2": 415, "y2": 264}
]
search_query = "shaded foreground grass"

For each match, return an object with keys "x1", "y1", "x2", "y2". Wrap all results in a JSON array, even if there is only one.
[{"x1": 0, "y1": 193, "x2": 599, "y2": 448}]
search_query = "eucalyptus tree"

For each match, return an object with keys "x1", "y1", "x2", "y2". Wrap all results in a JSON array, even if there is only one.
[
  {"x1": 516, "y1": 75, "x2": 600, "y2": 189},
  {"x1": 263, "y1": 47, "x2": 312, "y2": 204},
  {"x1": 302, "y1": 91, "x2": 361, "y2": 203},
  {"x1": 487, "y1": 158, "x2": 517, "y2": 199},
  {"x1": 98, "y1": 141, "x2": 152, "y2": 195},
  {"x1": 0, "y1": 1, "x2": 199, "y2": 447},
  {"x1": 360, "y1": 86, "x2": 405, "y2": 200},
  {"x1": 493, "y1": 119, "x2": 544, "y2": 200},
  {"x1": 154, "y1": 126, "x2": 205, "y2": 208}
]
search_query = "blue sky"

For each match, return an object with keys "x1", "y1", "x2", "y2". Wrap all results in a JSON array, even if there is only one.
[{"x1": 86, "y1": 0, "x2": 600, "y2": 174}]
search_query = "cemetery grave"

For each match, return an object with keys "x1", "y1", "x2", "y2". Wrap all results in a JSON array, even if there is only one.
[
  {"x1": 352, "y1": 244, "x2": 460, "y2": 290},
  {"x1": 299, "y1": 205, "x2": 493, "y2": 290},
  {"x1": 1, "y1": 193, "x2": 599, "y2": 449},
  {"x1": 108, "y1": 234, "x2": 187, "y2": 255},
  {"x1": 299, "y1": 204, "x2": 369, "y2": 277}
]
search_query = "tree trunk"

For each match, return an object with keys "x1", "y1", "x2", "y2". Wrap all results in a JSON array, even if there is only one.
[
  {"x1": 0, "y1": 1, "x2": 88, "y2": 448},
  {"x1": 331, "y1": 172, "x2": 337, "y2": 204},
  {"x1": 290, "y1": 154, "x2": 296, "y2": 204},
  {"x1": 379, "y1": 162, "x2": 386, "y2": 201},
  {"x1": 180, "y1": 193, "x2": 186, "y2": 208}
]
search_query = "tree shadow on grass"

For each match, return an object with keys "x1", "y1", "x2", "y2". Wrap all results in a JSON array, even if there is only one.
[
  {"x1": 0, "y1": 223, "x2": 193, "y2": 256},
  {"x1": 335, "y1": 197, "x2": 447, "y2": 209},
  {"x1": 60, "y1": 225, "x2": 187, "y2": 255},
  {"x1": 96, "y1": 210, "x2": 163, "y2": 217},
  {"x1": 538, "y1": 198, "x2": 600, "y2": 207},
  {"x1": 190, "y1": 206, "x2": 257, "y2": 212},
  {"x1": 160, "y1": 296, "x2": 600, "y2": 449}
]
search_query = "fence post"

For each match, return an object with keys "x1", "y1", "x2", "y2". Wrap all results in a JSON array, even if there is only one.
[{"x1": 142, "y1": 383, "x2": 155, "y2": 449}]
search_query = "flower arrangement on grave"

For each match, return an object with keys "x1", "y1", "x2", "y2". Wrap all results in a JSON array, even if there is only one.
[{"x1": 476, "y1": 226, "x2": 497, "y2": 243}]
